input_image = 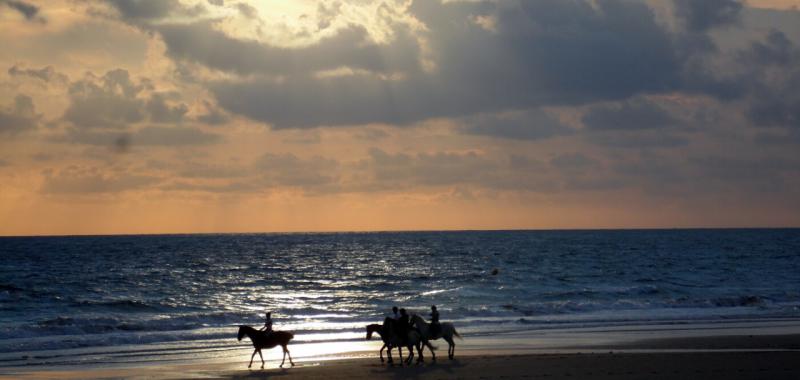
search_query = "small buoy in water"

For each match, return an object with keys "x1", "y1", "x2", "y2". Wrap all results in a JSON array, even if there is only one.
[{"x1": 491, "y1": 268, "x2": 499, "y2": 275}]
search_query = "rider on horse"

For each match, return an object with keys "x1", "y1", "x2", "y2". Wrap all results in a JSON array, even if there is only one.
[
  {"x1": 430, "y1": 305, "x2": 441, "y2": 336},
  {"x1": 259, "y1": 311, "x2": 273, "y2": 335}
]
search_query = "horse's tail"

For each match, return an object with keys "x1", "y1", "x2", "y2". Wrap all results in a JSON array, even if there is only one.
[
  {"x1": 287, "y1": 332, "x2": 295, "y2": 341},
  {"x1": 453, "y1": 327, "x2": 463, "y2": 340}
]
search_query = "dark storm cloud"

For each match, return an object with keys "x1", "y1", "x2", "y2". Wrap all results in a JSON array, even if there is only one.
[
  {"x1": 582, "y1": 99, "x2": 679, "y2": 131},
  {"x1": 99, "y1": 0, "x2": 695, "y2": 128},
  {"x1": 673, "y1": 0, "x2": 743, "y2": 32},
  {"x1": 462, "y1": 110, "x2": 573, "y2": 141},
  {"x1": 100, "y1": 0, "x2": 800, "y2": 156},
  {"x1": 0, "y1": 0, "x2": 41, "y2": 22},
  {"x1": 0, "y1": 94, "x2": 39, "y2": 134}
]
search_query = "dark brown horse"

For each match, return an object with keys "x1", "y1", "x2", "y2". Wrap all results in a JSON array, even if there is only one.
[
  {"x1": 237, "y1": 325, "x2": 295, "y2": 369},
  {"x1": 365, "y1": 318, "x2": 427, "y2": 365}
]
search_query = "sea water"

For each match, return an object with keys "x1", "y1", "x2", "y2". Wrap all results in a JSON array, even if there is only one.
[{"x1": 1, "y1": 229, "x2": 799, "y2": 367}]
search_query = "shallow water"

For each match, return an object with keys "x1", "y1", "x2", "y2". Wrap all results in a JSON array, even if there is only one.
[{"x1": 1, "y1": 229, "x2": 799, "y2": 366}]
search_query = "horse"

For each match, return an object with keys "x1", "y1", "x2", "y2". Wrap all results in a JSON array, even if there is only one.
[
  {"x1": 410, "y1": 314, "x2": 462, "y2": 360},
  {"x1": 236, "y1": 325, "x2": 295, "y2": 369},
  {"x1": 365, "y1": 318, "x2": 427, "y2": 365}
]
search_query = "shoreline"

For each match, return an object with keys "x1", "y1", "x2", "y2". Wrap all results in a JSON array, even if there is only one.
[{"x1": 3, "y1": 332, "x2": 799, "y2": 379}]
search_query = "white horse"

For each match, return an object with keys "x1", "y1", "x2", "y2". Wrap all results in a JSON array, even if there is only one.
[{"x1": 410, "y1": 314, "x2": 462, "y2": 360}]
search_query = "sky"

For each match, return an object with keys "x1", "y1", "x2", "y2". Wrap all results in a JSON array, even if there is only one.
[{"x1": 1, "y1": 0, "x2": 799, "y2": 235}]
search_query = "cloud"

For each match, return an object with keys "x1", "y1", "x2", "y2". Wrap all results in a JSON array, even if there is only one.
[
  {"x1": 131, "y1": 126, "x2": 221, "y2": 145},
  {"x1": 316, "y1": 1, "x2": 342, "y2": 30},
  {"x1": 586, "y1": 131, "x2": 690, "y2": 149},
  {"x1": 155, "y1": 22, "x2": 421, "y2": 77},
  {"x1": 62, "y1": 126, "x2": 222, "y2": 149},
  {"x1": 204, "y1": 0, "x2": 698, "y2": 128},
  {"x1": 738, "y1": 29, "x2": 797, "y2": 66},
  {"x1": 0, "y1": 0, "x2": 42, "y2": 22},
  {"x1": 256, "y1": 153, "x2": 340, "y2": 189},
  {"x1": 97, "y1": 0, "x2": 794, "y2": 136},
  {"x1": 41, "y1": 166, "x2": 160, "y2": 194},
  {"x1": 462, "y1": 109, "x2": 573, "y2": 140},
  {"x1": 104, "y1": 0, "x2": 184, "y2": 21},
  {"x1": 8, "y1": 65, "x2": 67, "y2": 83},
  {"x1": 195, "y1": 100, "x2": 230, "y2": 125},
  {"x1": 63, "y1": 69, "x2": 189, "y2": 129},
  {"x1": 673, "y1": 0, "x2": 743, "y2": 32},
  {"x1": 367, "y1": 148, "x2": 495, "y2": 188},
  {"x1": 582, "y1": 99, "x2": 680, "y2": 131},
  {"x1": 63, "y1": 69, "x2": 147, "y2": 129},
  {"x1": 146, "y1": 92, "x2": 188, "y2": 123},
  {"x1": 739, "y1": 30, "x2": 800, "y2": 128},
  {"x1": 235, "y1": 2, "x2": 258, "y2": 19},
  {"x1": 175, "y1": 161, "x2": 250, "y2": 179},
  {"x1": 364, "y1": 148, "x2": 556, "y2": 192},
  {"x1": 0, "y1": 94, "x2": 39, "y2": 134},
  {"x1": 550, "y1": 153, "x2": 599, "y2": 172}
]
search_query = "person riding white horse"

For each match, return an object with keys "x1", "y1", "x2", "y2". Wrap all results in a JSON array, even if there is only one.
[
  {"x1": 410, "y1": 312, "x2": 462, "y2": 360},
  {"x1": 429, "y1": 305, "x2": 441, "y2": 337}
]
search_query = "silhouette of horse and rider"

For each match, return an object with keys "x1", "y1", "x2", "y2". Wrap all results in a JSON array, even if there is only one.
[
  {"x1": 237, "y1": 306, "x2": 461, "y2": 369},
  {"x1": 237, "y1": 311, "x2": 294, "y2": 369},
  {"x1": 365, "y1": 305, "x2": 462, "y2": 365}
]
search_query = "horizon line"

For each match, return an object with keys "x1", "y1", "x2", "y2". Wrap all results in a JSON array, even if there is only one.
[{"x1": 2, "y1": 226, "x2": 799, "y2": 238}]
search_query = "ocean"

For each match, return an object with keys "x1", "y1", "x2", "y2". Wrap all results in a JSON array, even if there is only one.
[{"x1": 1, "y1": 229, "x2": 799, "y2": 367}]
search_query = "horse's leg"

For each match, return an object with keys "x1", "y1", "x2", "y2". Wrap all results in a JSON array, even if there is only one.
[
  {"x1": 280, "y1": 346, "x2": 286, "y2": 368},
  {"x1": 248, "y1": 349, "x2": 256, "y2": 368},
  {"x1": 257, "y1": 349, "x2": 265, "y2": 369},
  {"x1": 379, "y1": 343, "x2": 386, "y2": 362},
  {"x1": 405, "y1": 344, "x2": 413, "y2": 365},
  {"x1": 444, "y1": 336, "x2": 455, "y2": 359},
  {"x1": 286, "y1": 346, "x2": 295, "y2": 366},
  {"x1": 398, "y1": 346, "x2": 403, "y2": 366},
  {"x1": 425, "y1": 340, "x2": 436, "y2": 362}
]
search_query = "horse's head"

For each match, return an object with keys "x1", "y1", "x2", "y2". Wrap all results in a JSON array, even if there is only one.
[
  {"x1": 366, "y1": 324, "x2": 380, "y2": 340},
  {"x1": 237, "y1": 325, "x2": 246, "y2": 341}
]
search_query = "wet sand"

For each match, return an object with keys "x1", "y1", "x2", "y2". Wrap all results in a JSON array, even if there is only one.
[{"x1": 3, "y1": 334, "x2": 799, "y2": 380}]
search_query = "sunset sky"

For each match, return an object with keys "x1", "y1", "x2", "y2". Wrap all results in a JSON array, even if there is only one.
[{"x1": 1, "y1": 0, "x2": 799, "y2": 235}]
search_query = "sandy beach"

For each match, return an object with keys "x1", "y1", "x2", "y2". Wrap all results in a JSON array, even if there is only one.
[
  {"x1": 4, "y1": 351, "x2": 799, "y2": 380},
  {"x1": 4, "y1": 334, "x2": 799, "y2": 380}
]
